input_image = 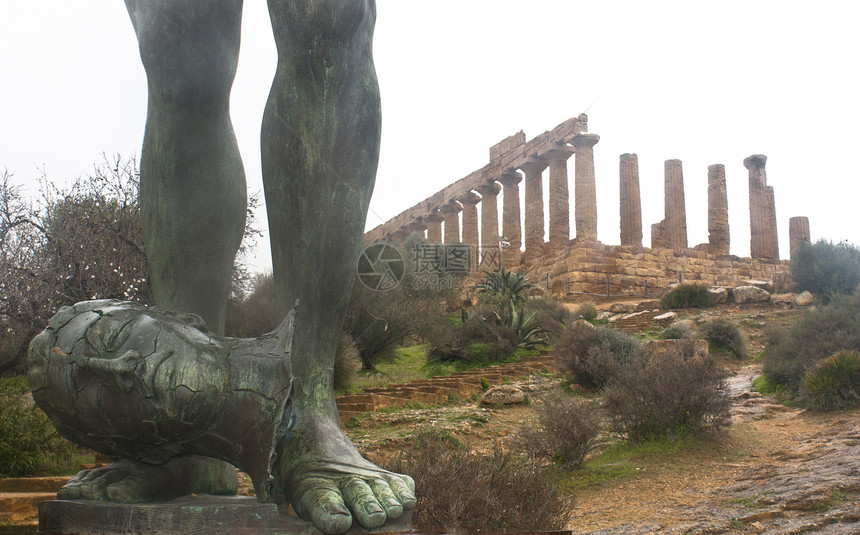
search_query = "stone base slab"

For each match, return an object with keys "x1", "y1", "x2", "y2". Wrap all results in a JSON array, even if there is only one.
[{"x1": 39, "y1": 496, "x2": 413, "y2": 535}]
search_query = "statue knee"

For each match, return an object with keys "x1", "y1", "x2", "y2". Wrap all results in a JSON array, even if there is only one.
[{"x1": 269, "y1": 0, "x2": 376, "y2": 45}]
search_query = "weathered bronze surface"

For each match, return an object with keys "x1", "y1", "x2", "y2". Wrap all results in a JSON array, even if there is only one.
[{"x1": 29, "y1": 2, "x2": 415, "y2": 534}]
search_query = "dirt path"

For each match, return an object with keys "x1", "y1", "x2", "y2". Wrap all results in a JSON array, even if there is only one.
[{"x1": 568, "y1": 363, "x2": 860, "y2": 534}]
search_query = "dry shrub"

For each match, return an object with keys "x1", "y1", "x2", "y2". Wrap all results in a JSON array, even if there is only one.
[
  {"x1": 517, "y1": 390, "x2": 600, "y2": 467},
  {"x1": 524, "y1": 297, "x2": 571, "y2": 338},
  {"x1": 555, "y1": 323, "x2": 644, "y2": 388},
  {"x1": 425, "y1": 315, "x2": 518, "y2": 364},
  {"x1": 661, "y1": 323, "x2": 695, "y2": 340},
  {"x1": 333, "y1": 333, "x2": 361, "y2": 391},
  {"x1": 384, "y1": 432, "x2": 573, "y2": 531},
  {"x1": 574, "y1": 301, "x2": 598, "y2": 321},
  {"x1": 763, "y1": 290, "x2": 860, "y2": 396},
  {"x1": 699, "y1": 320, "x2": 747, "y2": 359},
  {"x1": 802, "y1": 350, "x2": 860, "y2": 410},
  {"x1": 603, "y1": 340, "x2": 731, "y2": 445},
  {"x1": 660, "y1": 283, "x2": 715, "y2": 310}
]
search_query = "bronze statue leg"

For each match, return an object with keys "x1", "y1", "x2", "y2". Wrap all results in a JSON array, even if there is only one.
[
  {"x1": 262, "y1": 2, "x2": 414, "y2": 534},
  {"x1": 126, "y1": 0, "x2": 247, "y2": 335},
  {"x1": 67, "y1": 0, "x2": 251, "y2": 500}
]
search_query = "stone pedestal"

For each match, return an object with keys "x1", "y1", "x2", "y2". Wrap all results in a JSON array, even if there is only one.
[
  {"x1": 572, "y1": 133, "x2": 599, "y2": 242},
  {"x1": 789, "y1": 216, "x2": 810, "y2": 257},
  {"x1": 707, "y1": 164, "x2": 730, "y2": 255},
  {"x1": 745, "y1": 154, "x2": 779, "y2": 261},
  {"x1": 619, "y1": 153, "x2": 642, "y2": 247},
  {"x1": 520, "y1": 159, "x2": 547, "y2": 261},
  {"x1": 476, "y1": 181, "x2": 501, "y2": 270},
  {"x1": 499, "y1": 171, "x2": 523, "y2": 268},
  {"x1": 39, "y1": 497, "x2": 413, "y2": 535},
  {"x1": 439, "y1": 202, "x2": 462, "y2": 244}
]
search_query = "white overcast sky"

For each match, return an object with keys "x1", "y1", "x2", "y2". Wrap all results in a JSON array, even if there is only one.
[{"x1": 2, "y1": 2, "x2": 858, "y2": 274}]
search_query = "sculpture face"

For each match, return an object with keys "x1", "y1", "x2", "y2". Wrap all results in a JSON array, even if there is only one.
[{"x1": 28, "y1": 300, "x2": 229, "y2": 462}]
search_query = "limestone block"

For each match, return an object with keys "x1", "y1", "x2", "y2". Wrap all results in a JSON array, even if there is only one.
[
  {"x1": 480, "y1": 384, "x2": 526, "y2": 405},
  {"x1": 734, "y1": 285, "x2": 771, "y2": 304},
  {"x1": 652, "y1": 311, "x2": 678, "y2": 327},
  {"x1": 743, "y1": 279, "x2": 774, "y2": 292},
  {"x1": 709, "y1": 287, "x2": 728, "y2": 304},
  {"x1": 770, "y1": 293, "x2": 796, "y2": 308},
  {"x1": 795, "y1": 290, "x2": 814, "y2": 307}
]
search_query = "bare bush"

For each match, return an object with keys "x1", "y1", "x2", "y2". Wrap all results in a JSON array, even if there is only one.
[
  {"x1": 333, "y1": 332, "x2": 362, "y2": 391},
  {"x1": 0, "y1": 156, "x2": 261, "y2": 377},
  {"x1": 699, "y1": 320, "x2": 747, "y2": 359},
  {"x1": 603, "y1": 340, "x2": 731, "y2": 445},
  {"x1": 384, "y1": 431, "x2": 573, "y2": 531},
  {"x1": 555, "y1": 323, "x2": 644, "y2": 388},
  {"x1": 517, "y1": 390, "x2": 600, "y2": 467}
]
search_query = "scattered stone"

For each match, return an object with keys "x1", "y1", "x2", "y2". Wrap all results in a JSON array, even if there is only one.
[
  {"x1": 596, "y1": 311, "x2": 613, "y2": 321},
  {"x1": 770, "y1": 292, "x2": 795, "y2": 308},
  {"x1": 620, "y1": 310, "x2": 652, "y2": 321},
  {"x1": 795, "y1": 290, "x2": 814, "y2": 307},
  {"x1": 652, "y1": 311, "x2": 677, "y2": 327},
  {"x1": 610, "y1": 303, "x2": 636, "y2": 314},
  {"x1": 744, "y1": 279, "x2": 774, "y2": 292},
  {"x1": 573, "y1": 318, "x2": 597, "y2": 329},
  {"x1": 480, "y1": 384, "x2": 525, "y2": 406},
  {"x1": 668, "y1": 319, "x2": 695, "y2": 332},
  {"x1": 734, "y1": 285, "x2": 771, "y2": 304},
  {"x1": 708, "y1": 287, "x2": 728, "y2": 304}
]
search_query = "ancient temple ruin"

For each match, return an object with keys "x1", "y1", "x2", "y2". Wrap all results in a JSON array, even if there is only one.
[{"x1": 365, "y1": 115, "x2": 810, "y2": 296}]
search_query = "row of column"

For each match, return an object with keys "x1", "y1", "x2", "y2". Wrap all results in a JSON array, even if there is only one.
[
  {"x1": 399, "y1": 132, "x2": 601, "y2": 270},
  {"x1": 618, "y1": 153, "x2": 798, "y2": 261},
  {"x1": 396, "y1": 148, "x2": 802, "y2": 266}
]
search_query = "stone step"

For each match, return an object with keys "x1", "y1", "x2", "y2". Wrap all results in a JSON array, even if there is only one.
[
  {"x1": 0, "y1": 476, "x2": 69, "y2": 493},
  {"x1": 335, "y1": 353, "x2": 559, "y2": 425},
  {"x1": 0, "y1": 491, "x2": 57, "y2": 526}
]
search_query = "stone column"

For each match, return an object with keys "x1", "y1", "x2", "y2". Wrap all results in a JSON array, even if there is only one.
[
  {"x1": 476, "y1": 181, "x2": 501, "y2": 270},
  {"x1": 440, "y1": 202, "x2": 462, "y2": 244},
  {"x1": 789, "y1": 216, "x2": 810, "y2": 257},
  {"x1": 425, "y1": 210, "x2": 443, "y2": 243},
  {"x1": 572, "y1": 133, "x2": 600, "y2": 242},
  {"x1": 665, "y1": 159, "x2": 688, "y2": 250},
  {"x1": 745, "y1": 154, "x2": 779, "y2": 260},
  {"x1": 406, "y1": 218, "x2": 427, "y2": 241},
  {"x1": 459, "y1": 192, "x2": 481, "y2": 249},
  {"x1": 498, "y1": 171, "x2": 523, "y2": 268},
  {"x1": 707, "y1": 164, "x2": 730, "y2": 255},
  {"x1": 546, "y1": 147, "x2": 575, "y2": 251},
  {"x1": 619, "y1": 153, "x2": 642, "y2": 247},
  {"x1": 520, "y1": 159, "x2": 548, "y2": 261}
]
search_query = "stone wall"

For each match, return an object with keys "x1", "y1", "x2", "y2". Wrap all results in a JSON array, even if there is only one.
[{"x1": 522, "y1": 241, "x2": 789, "y2": 298}]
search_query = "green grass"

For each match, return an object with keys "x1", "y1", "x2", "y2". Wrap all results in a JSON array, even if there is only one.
[
  {"x1": 752, "y1": 374, "x2": 802, "y2": 407},
  {"x1": 564, "y1": 434, "x2": 703, "y2": 490}
]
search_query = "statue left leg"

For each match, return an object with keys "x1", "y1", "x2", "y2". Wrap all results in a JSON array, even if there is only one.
[{"x1": 260, "y1": 1, "x2": 414, "y2": 534}]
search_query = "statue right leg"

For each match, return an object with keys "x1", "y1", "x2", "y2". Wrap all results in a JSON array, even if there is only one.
[
  {"x1": 125, "y1": 0, "x2": 247, "y2": 335},
  {"x1": 62, "y1": 0, "x2": 253, "y2": 501}
]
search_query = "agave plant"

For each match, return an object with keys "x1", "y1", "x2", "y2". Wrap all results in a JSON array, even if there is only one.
[
  {"x1": 507, "y1": 300, "x2": 548, "y2": 350},
  {"x1": 480, "y1": 267, "x2": 534, "y2": 306}
]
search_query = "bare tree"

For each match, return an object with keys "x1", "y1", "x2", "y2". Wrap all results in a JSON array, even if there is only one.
[{"x1": 0, "y1": 155, "x2": 261, "y2": 376}]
